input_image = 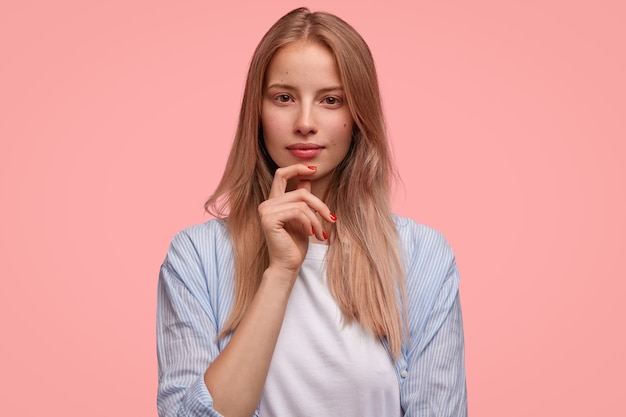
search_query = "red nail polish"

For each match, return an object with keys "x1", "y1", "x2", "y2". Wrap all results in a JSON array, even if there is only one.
[
  {"x1": 329, "y1": 212, "x2": 337, "y2": 221},
  {"x1": 312, "y1": 226, "x2": 315, "y2": 235},
  {"x1": 307, "y1": 165, "x2": 317, "y2": 170},
  {"x1": 322, "y1": 231, "x2": 328, "y2": 240}
]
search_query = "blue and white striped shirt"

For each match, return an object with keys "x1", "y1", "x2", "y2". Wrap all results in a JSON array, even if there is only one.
[{"x1": 157, "y1": 215, "x2": 467, "y2": 416}]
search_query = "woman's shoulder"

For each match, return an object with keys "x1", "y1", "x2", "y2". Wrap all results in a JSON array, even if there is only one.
[
  {"x1": 393, "y1": 214, "x2": 454, "y2": 257},
  {"x1": 392, "y1": 214, "x2": 457, "y2": 285},
  {"x1": 172, "y1": 218, "x2": 229, "y2": 242},
  {"x1": 164, "y1": 218, "x2": 232, "y2": 264}
]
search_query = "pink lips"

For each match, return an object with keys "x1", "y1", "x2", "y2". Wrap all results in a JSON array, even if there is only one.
[{"x1": 286, "y1": 143, "x2": 323, "y2": 159}]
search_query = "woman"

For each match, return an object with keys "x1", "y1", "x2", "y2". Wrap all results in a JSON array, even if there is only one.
[{"x1": 157, "y1": 7, "x2": 467, "y2": 417}]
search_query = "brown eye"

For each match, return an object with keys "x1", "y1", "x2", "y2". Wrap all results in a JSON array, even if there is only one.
[
  {"x1": 277, "y1": 94, "x2": 291, "y2": 103},
  {"x1": 324, "y1": 96, "x2": 341, "y2": 105}
]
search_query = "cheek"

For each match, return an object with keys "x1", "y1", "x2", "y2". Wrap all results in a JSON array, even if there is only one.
[
  {"x1": 261, "y1": 101, "x2": 278, "y2": 128},
  {"x1": 329, "y1": 127, "x2": 353, "y2": 154},
  {"x1": 262, "y1": 109, "x2": 288, "y2": 136},
  {"x1": 333, "y1": 117, "x2": 353, "y2": 146},
  {"x1": 261, "y1": 116, "x2": 279, "y2": 146}
]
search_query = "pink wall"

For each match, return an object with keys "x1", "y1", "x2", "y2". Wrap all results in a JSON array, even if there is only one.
[{"x1": 1, "y1": 0, "x2": 624, "y2": 415}]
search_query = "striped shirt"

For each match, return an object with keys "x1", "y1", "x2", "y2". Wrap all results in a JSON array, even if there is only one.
[{"x1": 157, "y1": 215, "x2": 467, "y2": 417}]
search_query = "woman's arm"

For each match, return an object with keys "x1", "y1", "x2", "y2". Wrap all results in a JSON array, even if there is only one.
[
  {"x1": 398, "y1": 223, "x2": 467, "y2": 417},
  {"x1": 403, "y1": 280, "x2": 467, "y2": 416},
  {"x1": 202, "y1": 266, "x2": 295, "y2": 417},
  {"x1": 158, "y1": 253, "x2": 298, "y2": 417},
  {"x1": 158, "y1": 164, "x2": 336, "y2": 417},
  {"x1": 205, "y1": 165, "x2": 335, "y2": 417},
  {"x1": 157, "y1": 244, "x2": 226, "y2": 417}
]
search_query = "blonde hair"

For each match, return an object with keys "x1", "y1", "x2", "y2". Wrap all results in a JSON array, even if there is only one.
[{"x1": 205, "y1": 7, "x2": 405, "y2": 357}]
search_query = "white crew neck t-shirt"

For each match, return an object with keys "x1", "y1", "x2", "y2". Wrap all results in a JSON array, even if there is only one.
[{"x1": 259, "y1": 243, "x2": 401, "y2": 417}]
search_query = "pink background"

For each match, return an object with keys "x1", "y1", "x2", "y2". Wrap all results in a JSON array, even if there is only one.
[{"x1": 1, "y1": 0, "x2": 624, "y2": 415}]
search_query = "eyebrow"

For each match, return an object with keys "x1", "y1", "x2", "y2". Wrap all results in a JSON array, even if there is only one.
[{"x1": 265, "y1": 83, "x2": 344, "y2": 94}]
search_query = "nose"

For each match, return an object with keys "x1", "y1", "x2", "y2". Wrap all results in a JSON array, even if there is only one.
[{"x1": 294, "y1": 104, "x2": 317, "y2": 136}]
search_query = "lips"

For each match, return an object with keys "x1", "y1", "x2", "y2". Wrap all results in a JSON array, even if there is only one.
[{"x1": 286, "y1": 143, "x2": 324, "y2": 159}]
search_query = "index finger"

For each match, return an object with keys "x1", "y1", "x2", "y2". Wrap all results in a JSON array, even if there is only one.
[{"x1": 269, "y1": 164, "x2": 317, "y2": 198}]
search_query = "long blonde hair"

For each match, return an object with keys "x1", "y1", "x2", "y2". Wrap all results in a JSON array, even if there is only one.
[{"x1": 205, "y1": 7, "x2": 405, "y2": 357}]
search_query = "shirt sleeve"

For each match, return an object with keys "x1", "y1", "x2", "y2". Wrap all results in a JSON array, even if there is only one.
[
  {"x1": 398, "y1": 221, "x2": 468, "y2": 417},
  {"x1": 156, "y1": 230, "x2": 259, "y2": 417}
]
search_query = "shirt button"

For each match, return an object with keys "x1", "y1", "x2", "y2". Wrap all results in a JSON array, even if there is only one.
[{"x1": 400, "y1": 369, "x2": 408, "y2": 378}]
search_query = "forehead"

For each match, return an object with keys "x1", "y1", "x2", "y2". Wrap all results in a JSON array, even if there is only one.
[{"x1": 265, "y1": 40, "x2": 342, "y2": 87}]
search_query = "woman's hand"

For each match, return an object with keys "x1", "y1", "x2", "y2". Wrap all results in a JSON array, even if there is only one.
[
  {"x1": 203, "y1": 164, "x2": 336, "y2": 417},
  {"x1": 258, "y1": 164, "x2": 336, "y2": 279}
]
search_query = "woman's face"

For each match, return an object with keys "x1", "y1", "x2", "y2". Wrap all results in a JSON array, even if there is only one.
[{"x1": 261, "y1": 40, "x2": 354, "y2": 195}]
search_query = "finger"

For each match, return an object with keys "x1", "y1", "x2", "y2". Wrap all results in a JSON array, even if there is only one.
[
  {"x1": 262, "y1": 189, "x2": 333, "y2": 222},
  {"x1": 292, "y1": 180, "x2": 327, "y2": 240},
  {"x1": 269, "y1": 164, "x2": 317, "y2": 198},
  {"x1": 261, "y1": 202, "x2": 321, "y2": 238},
  {"x1": 290, "y1": 173, "x2": 336, "y2": 225},
  {"x1": 261, "y1": 201, "x2": 317, "y2": 226}
]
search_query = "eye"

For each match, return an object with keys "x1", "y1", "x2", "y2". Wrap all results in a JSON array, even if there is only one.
[
  {"x1": 276, "y1": 94, "x2": 292, "y2": 103},
  {"x1": 323, "y1": 96, "x2": 341, "y2": 106}
]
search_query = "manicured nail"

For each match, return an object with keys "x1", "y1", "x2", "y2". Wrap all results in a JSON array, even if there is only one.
[
  {"x1": 307, "y1": 165, "x2": 317, "y2": 170},
  {"x1": 329, "y1": 212, "x2": 337, "y2": 221},
  {"x1": 322, "y1": 231, "x2": 328, "y2": 240},
  {"x1": 312, "y1": 226, "x2": 315, "y2": 235}
]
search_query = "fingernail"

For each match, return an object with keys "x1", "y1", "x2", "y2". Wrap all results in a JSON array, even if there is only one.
[
  {"x1": 322, "y1": 231, "x2": 328, "y2": 240},
  {"x1": 312, "y1": 226, "x2": 315, "y2": 235},
  {"x1": 307, "y1": 165, "x2": 317, "y2": 170},
  {"x1": 329, "y1": 212, "x2": 337, "y2": 221}
]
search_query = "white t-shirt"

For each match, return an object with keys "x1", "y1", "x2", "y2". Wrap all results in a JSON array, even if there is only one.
[{"x1": 259, "y1": 243, "x2": 401, "y2": 417}]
